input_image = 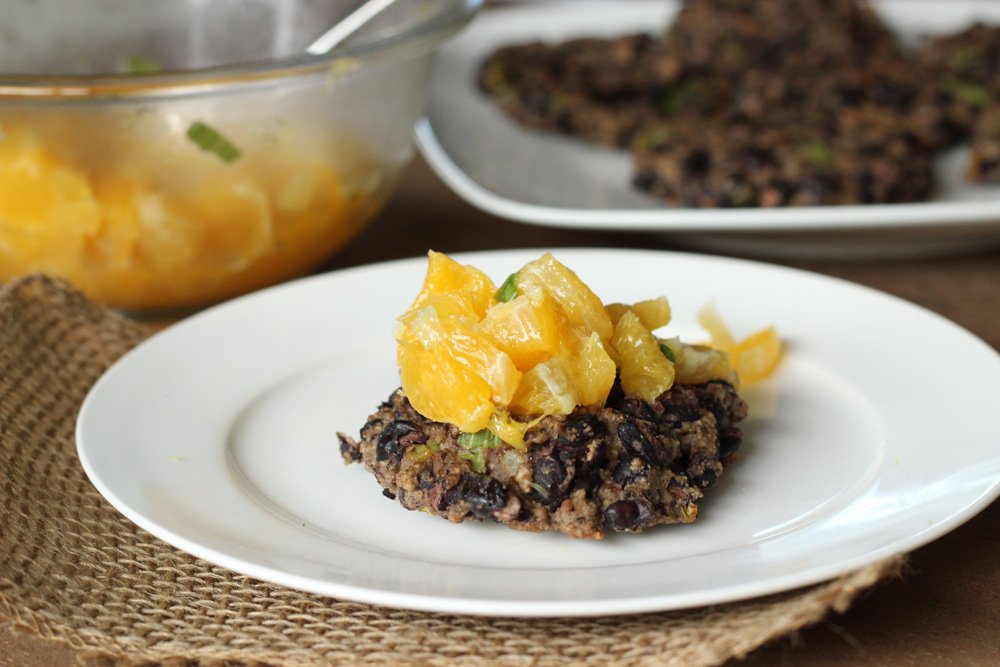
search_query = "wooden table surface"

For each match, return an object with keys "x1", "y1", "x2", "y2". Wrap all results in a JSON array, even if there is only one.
[{"x1": 2, "y1": 154, "x2": 999, "y2": 666}]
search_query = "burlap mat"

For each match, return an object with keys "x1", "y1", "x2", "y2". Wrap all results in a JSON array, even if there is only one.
[{"x1": 0, "y1": 275, "x2": 906, "y2": 667}]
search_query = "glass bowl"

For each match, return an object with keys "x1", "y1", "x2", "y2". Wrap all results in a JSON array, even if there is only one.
[{"x1": 0, "y1": 0, "x2": 481, "y2": 312}]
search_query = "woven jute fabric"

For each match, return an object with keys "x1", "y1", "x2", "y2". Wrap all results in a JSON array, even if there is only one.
[{"x1": 0, "y1": 275, "x2": 906, "y2": 667}]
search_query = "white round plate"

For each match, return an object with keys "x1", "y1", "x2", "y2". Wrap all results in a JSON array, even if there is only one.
[
  {"x1": 416, "y1": 0, "x2": 1000, "y2": 259},
  {"x1": 76, "y1": 248, "x2": 1000, "y2": 616}
]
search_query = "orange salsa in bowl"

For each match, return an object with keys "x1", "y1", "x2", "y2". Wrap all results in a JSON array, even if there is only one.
[{"x1": 0, "y1": 118, "x2": 392, "y2": 312}]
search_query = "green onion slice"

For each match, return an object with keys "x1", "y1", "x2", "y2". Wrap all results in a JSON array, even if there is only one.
[
  {"x1": 494, "y1": 272, "x2": 519, "y2": 303},
  {"x1": 186, "y1": 121, "x2": 242, "y2": 164},
  {"x1": 659, "y1": 342, "x2": 676, "y2": 363},
  {"x1": 457, "y1": 429, "x2": 502, "y2": 449},
  {"x1": 123, "y1": 54, "x2": 162, "y2": 74}
]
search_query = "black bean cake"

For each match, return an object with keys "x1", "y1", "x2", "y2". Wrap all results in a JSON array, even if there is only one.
[{"x1": 339, "y1": 380, "x2": 747, "y2": 540}]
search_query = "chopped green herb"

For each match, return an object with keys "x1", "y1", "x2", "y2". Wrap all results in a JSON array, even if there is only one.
[
  {"x1": 463, "y1": 449, "x2": 487, "y2": 473},
  {"x1": 800, "y1": 141, "x2": 834, "y2": 167},
  {"x1": 123, "y1": 54, "x2": 162, "y2": 75},
  {"x1": 457, "y1": 429, "x2": 502, "y2": 449},
  {"x1": 457, "y1": 430, "x2": 502, "y2": 472},
  {"x1": 527, "y1": 481, "x2": 550, "y2": 499},
  {"x1": 658, "y1": 342, "x2": 676, "y2": 363},
  {"x1": 186, "y1": 121, "x2": 242, "y2": 164},
  {"x1": 632, "y1": 125, "x2": 673, "y2": 152},
  {"x1": 494, "y1": 272, "x2": 520, "y2": 303},
  {"x1": 947, "y1": 46, "x2": 985, "y2": 74},
  {"x1": 661, "y1": 80, "x2": 700, "y2": 117},
  {"x1": 407, "y1": 444, "x2": 436, "y2": 463},
  {"x1": 938, "y1": 76, "x2": 990, "y2": 108}
]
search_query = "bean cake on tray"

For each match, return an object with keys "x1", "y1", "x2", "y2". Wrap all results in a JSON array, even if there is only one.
[
  {"x1": 477, "y1": 0, "x2": 1000, "y2": 207},
  {"x1": 338, "y1": 251, "x2": 780, "y2": 539}
]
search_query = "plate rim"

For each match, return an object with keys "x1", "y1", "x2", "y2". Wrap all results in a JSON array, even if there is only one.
[{"x1": 75, "y1": 247, "x2": 1000, "y2": 617}]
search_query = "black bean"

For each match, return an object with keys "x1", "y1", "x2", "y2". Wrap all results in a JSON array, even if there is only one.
[
  {"x1": 763, "y1": 178, "x2": 793, "y2": 205},
  {"x1": 558, "y1": 413, "x2": 604, "y2": 449},
  {"x1": 338, "y1": 434, "x2": 363, "y2": 462},
  {"x1": 834, "y1": 83, "x2": 864, "y2": 108},
  {"x1": 571, "y1": 467, "x2": 603, "y2": 498},
  {"x1": 856, "y1": 170, "x2": 878, "y2": 203},
  {"x1": 618, "y1": 395, "x2": 657, "y2": 423},
  {"x1": 658, "y1": 391, "x2": 703, "y2": 425},
  {"x1": 359, "y1": 416, "x2": 383, "y2": 440},
  {"x1": 701, "y1": 399, "x2": 730, "y2": 432},
  {"x1": 873, "y1": 80, "x2": 914, "y2": 111},
  {"x1": 613, "y1": 456, "x2": 647, "y2": 486},
  {"x1": 683, "y1": 149, "x2": 711, "y2": 177},
  {"x1": 669, "y1": 453, "x2": 691, "y2": 476},
  {"x1": 719, "y1": 429, "x2": 743, "y2": 460},
  {"x1": 738, "y1": 146, "x2": 776, "y2": 170},
  {"x1": 454, "y1": 472, "x2": 508, "y2": 515},
  {"x1": 617, "y1": 420, "x2": 667, "y2": 467},
  {"x1": 376, "y1": 420, "x2": 417, "y2": 463},
  {"x1": 571, "y1": 441, "x2": 608, "y2": 497},
  {"x1": 556, "y1": 111, "x2": 576, "y2": 134},
  {"x1": 691, "y1": 466, "x2": 718, "y2": 490},
  {"x1": 417, "y1": 470, "x2": 437, "y2": 490},
  {"x1": 532, "y1": 455, "x2": 568, "y2": 507},
  {"x1": 604, "y1": 498, "x2": 655, "y2": 532},
  {"x1": 632, "y1": 171, "x2": 658, "y2": 192},
  {"x1": 605, "y1": 379, "x2": 626, "y2": 407}
]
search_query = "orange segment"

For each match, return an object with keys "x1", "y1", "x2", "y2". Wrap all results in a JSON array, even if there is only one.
[
  {"x1": 0, "y1": 136, "x2": 101, "y2": 268},
  {"x1": 475, "y1": 287, "x2": 572, "y2": 371},
  {"x1": 408, "y1": 250, "x2": 496, "y2": 317},
  {"x1": 396, "y1": 300, "x2": 521, "y2": 427},
  {"x1": 394, "y1": 251, "x2": 781, "y2": 448},
  {"x1": 569, "y1": 332, "x2": 617, "y2": 407},
  {"x1": 697, "y1": 302, "x2": 736, "y2": 349},
  {"x1": 697, "y1": 303, "x2": 781, "y2": 384},
  {"x1": 508, "y1": 358, "x2": 581, "y2": 416},
  {"x1": 611, "y1": 310, "x2": 675, "y2": 401},
  {"x1": 516, "y1": 252, "x2": 613, "y2": 344},
  {"x1": 606, "y1": 296, "x2": 672, "y2": 331},
  {"x1": 0, "y1": 123, "x2": 379, "y2": 310},
  {"x1": 397, "y1": 291, "x2": 481, "y2": 336},
  {"x1": 729, "y1": 326, "x2": 782, "y2": 384},
  {"x1": 445, "y1": 329, "x2": 522, "y2": 406},
  {"x1": 398, "y1": 341, "x2": 496, "y2": 433},
  {"x1": 662, "y1": 338, "x2": 740, "y2": 387}
]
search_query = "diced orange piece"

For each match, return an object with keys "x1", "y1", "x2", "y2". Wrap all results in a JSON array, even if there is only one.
[
  {"x1": 407, "y1": 250, "x2": 497, "y2": 317},
  {"x1": 612, "y1": 310, "x2": 675, "y2": 401},
  {"x1": 445, "y1": 329, "x2": 522, "y2": 406},
  {"x1": 569, "y1": 332, "x2": 617, "y2": 407},
  {"x1": 606, "y1": 296, "x2": 672, "y2": 330},
  {"x1": 398, "y1": 341, "x2": 495, "y2": 433},
  {"x1": 396, "y1": 301, "x2": 521, "y2": 416},
  {"x1": 508, "y1": 358, "x2": 581, "y2": 417},
  {"x1": 516, "y1": 252, "x2": 613, "y2": 344},
  {"x1": 397, "y1": 291, "x2": 481, "y2": 337},
  {"x1": 696, "y1": 303, "x2": 781, "y2": 384},
  {"x1": 697, "y1": 303, "x2": 737, "y2": 349},
  {"x1": 0, "y1": 139, "x2": 101, "y2": 268},
  {"x1": 729, "y1": 326, "x2": 782, "y2": 384},
  {"x1": 475, "y1": 287, "x2": 572, "y2": 371},
  {"x1": 663, "y1": 338, "x2": 740, "y2": 387}
]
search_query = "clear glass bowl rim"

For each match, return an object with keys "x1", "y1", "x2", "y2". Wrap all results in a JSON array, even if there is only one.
[{"x1": 0, "y1": 0, "x2": 483, "y2": 100}]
